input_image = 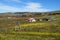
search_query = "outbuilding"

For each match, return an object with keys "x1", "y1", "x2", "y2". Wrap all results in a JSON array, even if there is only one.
[{"x1": 39, "y1": 18, "x2": 51, "y2": 21}]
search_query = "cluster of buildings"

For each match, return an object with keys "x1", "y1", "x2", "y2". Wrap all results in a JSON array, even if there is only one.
[
  {"x1": 27, "y1": 17, "x2": 52, "y2": 22},
  {"x1": 7, "y1": 16, "x2": 55, "y2": 23}
]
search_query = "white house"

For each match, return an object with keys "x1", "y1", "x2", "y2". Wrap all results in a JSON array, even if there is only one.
[{"x1": 27, "y1": 18, "x2": 36, "y2": 22}]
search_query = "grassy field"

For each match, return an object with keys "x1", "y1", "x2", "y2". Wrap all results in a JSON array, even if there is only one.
[{"x1": 0, "y1": 15, "x2": 60, "y2": 40}]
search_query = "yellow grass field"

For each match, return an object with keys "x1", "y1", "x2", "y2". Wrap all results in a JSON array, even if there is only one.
[{"x1": 15, "y1": 22, "x2": 55, "y2": 28}]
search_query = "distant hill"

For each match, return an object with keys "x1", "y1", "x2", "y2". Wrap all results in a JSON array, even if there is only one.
[
  {"x1": 0, "y1": 10, "x2": 60, "y2": 17},
  {"x1": 0, "y1": 10, "x2": 60, "y2": 14},
  {"x1": 50, "y1": 10, "x2": 60, "y2": 13}
]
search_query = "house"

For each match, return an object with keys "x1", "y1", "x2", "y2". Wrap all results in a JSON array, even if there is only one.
[{"x1": 27, "y1": 17, "x2": 36, "y2": 22}]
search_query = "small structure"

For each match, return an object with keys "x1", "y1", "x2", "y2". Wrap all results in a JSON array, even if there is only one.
[
  {"x1": 7, "y1": 17, "x2": 11, "y2": 19},
  {"x1": 39, "y1": 18, "x2": 43, "y2": 21},
  {"x1": 39, "y1": 18, "x2": 51, "y2": 21},
  {"x1": 27, "y1": 18, "x2": 36, "y2": 22}
]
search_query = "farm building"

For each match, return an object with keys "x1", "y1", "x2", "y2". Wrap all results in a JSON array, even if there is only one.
[
  {"x1": 39, "y1": 18, "x2": 51, "y2": 21},
  {"x1": 27, "y1": 18, "x2": 36, "y2": 22}
]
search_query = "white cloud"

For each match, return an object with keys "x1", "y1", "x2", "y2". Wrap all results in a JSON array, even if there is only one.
[
  {"x1": 25, "y1": 2, "x2": 42, "y2": 9},
  {"x1": 0, "y1": 2, "x2": 50, "y2": 12},
  {"x1": 0, "y1": 4, "x2": 21, "y2": 12},
  {"x1": 23, "y1": 2, "x2": 49, "y2": 12}
]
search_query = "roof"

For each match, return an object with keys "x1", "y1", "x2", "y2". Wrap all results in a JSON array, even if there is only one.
[{"x1": 28, "y1": 18, "x2": 35, "y2": 20}]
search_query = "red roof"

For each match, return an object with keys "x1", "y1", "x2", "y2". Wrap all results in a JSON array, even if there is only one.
[{"x1": 28, "y1": 18, "x2": 35, "y2": 20}]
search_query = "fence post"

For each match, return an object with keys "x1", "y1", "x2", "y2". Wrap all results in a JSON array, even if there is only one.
[{"x1": 17, "y1": 21, "x2": 21, "y2": 30}]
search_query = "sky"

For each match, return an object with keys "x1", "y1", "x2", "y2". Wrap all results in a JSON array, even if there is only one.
[{"x1": 0, "y1": 0, "x2": 60, "y2": 13}]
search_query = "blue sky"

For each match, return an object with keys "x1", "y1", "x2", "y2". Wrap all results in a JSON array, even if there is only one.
[{"x1": 0, "y1": 0, "x2": 60, "y2": 13}]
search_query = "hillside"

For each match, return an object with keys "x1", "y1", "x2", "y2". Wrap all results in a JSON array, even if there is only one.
[{"x1": 0, "y1": 10, "x2": 60, "y2": 40}]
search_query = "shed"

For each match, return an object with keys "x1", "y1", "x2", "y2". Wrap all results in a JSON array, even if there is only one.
[{"x1": 39, "y1": 18, "x2": 51, "y2": 21}]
